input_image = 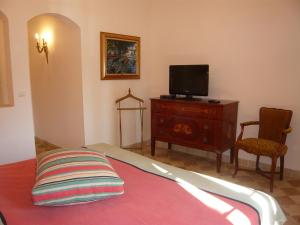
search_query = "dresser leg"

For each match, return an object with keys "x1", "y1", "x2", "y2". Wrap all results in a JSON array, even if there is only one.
[
  {"x1": 230, "y1": 147, "x2": 234, "y2": 164},
  {"x1": 151, "y1": 137, "x2": 156, "y2": 156},
  {"x1": 168, "y1": 143, "x2": 172, "y2": 150},
  {"x1": 216, "y1": 153, "x2": 222, "y2": 173}
]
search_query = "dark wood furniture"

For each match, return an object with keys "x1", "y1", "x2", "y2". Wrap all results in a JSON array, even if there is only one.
[
  {"x1": 151, "y1": 98, "x2": 238, "y2": 172},
  {"x1": 233, "y1": 107, "x2": 292, "y2": 192}
]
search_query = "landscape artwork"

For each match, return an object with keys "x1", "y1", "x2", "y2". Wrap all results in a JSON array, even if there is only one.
[{"x1": 101, "y1": 32, "x2": 140, "y2": 80}]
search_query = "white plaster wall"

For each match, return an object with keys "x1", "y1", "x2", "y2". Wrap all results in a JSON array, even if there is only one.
[
  {"x1": 148, "y1": 0, "x2": 300, "y2": 170},
  {"x1": 28, "y1": 14, "x2": 85, "y2": 148},
  {"x1": 0, "y1": 0, "x2": 152, "y2": 164},
  {"x1": 1, "y1": 0, "x2": 300, "y2": 172},
  {"x1": 78, "y1": 0, "x2": 152, "y2": 146},
  {"x1": 0, "y1": 8, "x2": 35, "y2": 164}
]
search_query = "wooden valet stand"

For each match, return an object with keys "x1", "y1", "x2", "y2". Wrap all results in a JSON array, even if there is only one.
[{"x1": 116, "y1": 89, "x2": 146, "y2": 150}]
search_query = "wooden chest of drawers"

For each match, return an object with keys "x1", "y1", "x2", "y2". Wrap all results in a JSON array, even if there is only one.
[{"x1": 150, "y1": 98, "x2": 238, "y2": 172}]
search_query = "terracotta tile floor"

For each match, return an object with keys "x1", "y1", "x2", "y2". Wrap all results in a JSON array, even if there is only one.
[{"x1": 36, "y1": 140, "x2": 300, "y2": 225}]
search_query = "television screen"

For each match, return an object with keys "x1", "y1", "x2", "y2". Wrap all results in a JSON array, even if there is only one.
[{"x1": 169, "y1": 65, "x2": 209, "y2": 97}]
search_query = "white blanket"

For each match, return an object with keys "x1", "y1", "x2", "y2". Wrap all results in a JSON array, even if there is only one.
[{"x1": 87, "y1": 143, "x2": 286, "y2": 225}]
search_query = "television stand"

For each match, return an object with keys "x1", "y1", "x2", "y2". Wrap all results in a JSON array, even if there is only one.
[
  {"x1": 151, "y1": 98, "x2": 238, "y2": 172},
  {"x1": 160, "y1": 94, "x2": 176, "y2": 99},
  {"x1": 183, "y1": 94, "x2": 197, "y2": 100},
  {"x1": 160, "y1": 95, "x2": 202, "y2": 101},
  {"x1": 183, "y1": 96, "x2": 202, "y2": 101}
]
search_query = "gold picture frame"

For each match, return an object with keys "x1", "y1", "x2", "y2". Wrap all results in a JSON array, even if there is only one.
[{"x1": 100, "y1": 32, "x2": 140, "y2": 80}]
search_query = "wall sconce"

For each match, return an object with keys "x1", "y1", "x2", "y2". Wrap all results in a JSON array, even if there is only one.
[{"x1": 35, "y1": 33, "x2": 48, "y2": 64}]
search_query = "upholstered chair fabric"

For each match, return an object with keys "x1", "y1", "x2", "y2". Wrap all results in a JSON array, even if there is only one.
[{"x1": 236, "y1": 138, "x2": 287, "y2": 157}]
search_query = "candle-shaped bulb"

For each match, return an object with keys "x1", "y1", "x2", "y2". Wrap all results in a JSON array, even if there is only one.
[
  {"x1": 42, "y1": 32, "x2": 51, "y2": 43},
  {"x1": 35, "y1": 33, "x2": 39, "y2": 41}
]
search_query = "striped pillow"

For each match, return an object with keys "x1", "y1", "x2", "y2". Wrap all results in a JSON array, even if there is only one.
[{"x1": 32, "y1": 148, "x2": 124, "y2": 206}]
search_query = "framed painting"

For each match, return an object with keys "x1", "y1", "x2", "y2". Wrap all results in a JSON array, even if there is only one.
[{"x1": 100, "y1": 32, "x2": 140, "y2": 80}]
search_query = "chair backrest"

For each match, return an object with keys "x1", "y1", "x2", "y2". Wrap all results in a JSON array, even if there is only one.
[{"x1": 258, "y1": 107, "x2": 293, "y2": 144}]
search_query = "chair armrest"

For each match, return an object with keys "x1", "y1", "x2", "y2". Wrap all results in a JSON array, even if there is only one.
[
  {"x1": 282, "y1": 127, "x2": 292, "y2": 134},
  {"x1": 237, "y1": 121, "x2": 259, "y2": 141},
  {"x1": 280, "y1": 127, "x2": 292, "y2": 144},
  {"x1": 240, "y1": 121, "x2": 259, "y2": 127}
]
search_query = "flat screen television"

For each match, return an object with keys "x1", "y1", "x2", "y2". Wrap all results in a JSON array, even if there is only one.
[{"x1": 169, "y1": 64, "x2": 209, "y2": 98}]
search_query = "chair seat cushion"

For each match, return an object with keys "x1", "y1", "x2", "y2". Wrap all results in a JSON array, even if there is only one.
[{"x1": 236, "y1": 138, "x2": 287, "y2": 156}]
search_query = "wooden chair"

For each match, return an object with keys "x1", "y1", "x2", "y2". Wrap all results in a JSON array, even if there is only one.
[{"x1": 233, "y1": 107, "x2": 292, "y2": 192}]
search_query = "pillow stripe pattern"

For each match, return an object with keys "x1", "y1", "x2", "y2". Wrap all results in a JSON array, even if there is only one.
[{"x1": 32, "y1": 148, "x2": 124, "y2": 206}]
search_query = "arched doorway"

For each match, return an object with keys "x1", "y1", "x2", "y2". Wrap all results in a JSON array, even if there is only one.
[{"x1": 28, "y1": 13, "x2": 85, "y2": 150}]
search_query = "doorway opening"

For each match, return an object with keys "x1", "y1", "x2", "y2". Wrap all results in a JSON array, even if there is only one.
[{"x1": 28, "y1": 13, "x2": 85, "y2": 154}]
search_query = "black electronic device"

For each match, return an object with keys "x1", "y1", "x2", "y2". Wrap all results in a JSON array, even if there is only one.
[
  {"x1": 208, "y1": 99, "x2": 220, "y2": 104},
  {"x1": 160, "y1": 94, "x2": 176, "y2": 99},
  {"x1": 169, "y1": 64, "x2": 209, "y2": 98}
]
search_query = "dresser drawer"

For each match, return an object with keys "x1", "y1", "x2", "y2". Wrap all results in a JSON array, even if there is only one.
[
  {"x1": 153, "y1": 114, "x2": 216, "y2": 145},
  {"x1": 152, "y1": 101, "x2": 220, "y2": 120},
  {"x1": 150, "y1": 98, "x2": 239, "y2": 172}
]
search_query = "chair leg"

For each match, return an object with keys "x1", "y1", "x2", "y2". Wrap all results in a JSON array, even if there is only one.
[
  {"x1": 280, "y1": 156, "x2": 284, "y2": 180},
  {"x1": 230, "y1": 147, "x2": 234, "y2": 164},
  {"x1": 270, "y1": 156, "x2": 278, "y2": 192},
  {"x1": 232, "y1": 147, "x2": 239, "y2": 177},
  {"x1": 256, "y1": 155, "x2": 260, "y2": 171}
]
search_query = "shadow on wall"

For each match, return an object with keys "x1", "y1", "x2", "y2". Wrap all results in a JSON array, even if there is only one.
[{"x1": 27, "y1": 13, "x2": 85, "y2": 148}]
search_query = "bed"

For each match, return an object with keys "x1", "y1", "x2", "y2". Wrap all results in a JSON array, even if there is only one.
[{"x1": 0, "y1": 143, "x2": 286, "y2": 225}]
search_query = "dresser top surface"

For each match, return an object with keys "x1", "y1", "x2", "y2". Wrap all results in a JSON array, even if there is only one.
[{"x1": 150, "y1": 97, "x2": 238, "y2": 106}]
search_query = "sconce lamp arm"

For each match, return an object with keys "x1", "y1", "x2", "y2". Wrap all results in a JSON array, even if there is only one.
[{"x1": 36, "y1": 39, "x2": 49, "y2": 64}]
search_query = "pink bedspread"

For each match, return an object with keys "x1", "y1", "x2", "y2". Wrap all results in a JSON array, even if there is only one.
[{"x1": 0, "y1": 158, "x2": 259, "y2": 225}]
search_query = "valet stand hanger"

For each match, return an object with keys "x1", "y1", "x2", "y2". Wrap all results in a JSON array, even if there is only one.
[{"x1": 116, "y1": 88, "x2": 146, "y2": 150}]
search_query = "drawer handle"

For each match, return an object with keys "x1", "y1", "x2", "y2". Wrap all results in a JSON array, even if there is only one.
[
  {"x1": 203, "y1": 124, "x2": 209, "y2": 130},
  {"x1": 160, "y1": 118, "x2": 164, "y2": 123},
  {"x1": 203, "y1": 136, "x2": 208, "y2": 143}
]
